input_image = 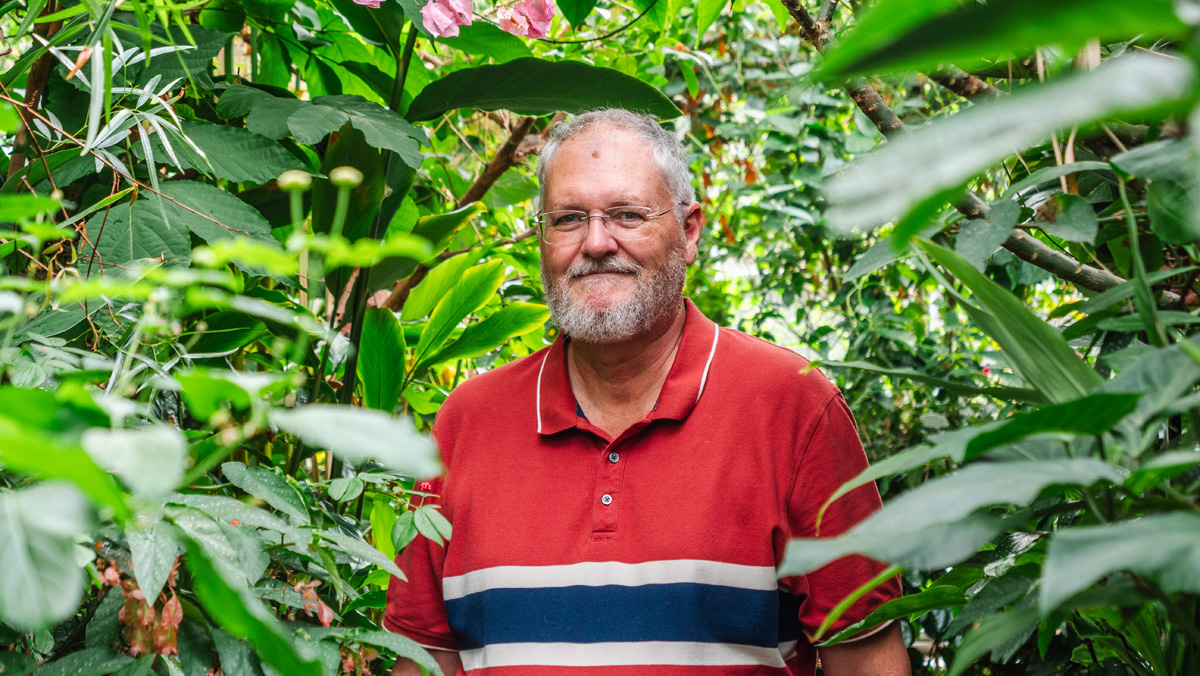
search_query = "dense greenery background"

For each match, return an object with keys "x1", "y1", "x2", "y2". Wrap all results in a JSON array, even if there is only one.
[{"x1": 1, "y1": 0, "x2": 1198, "y2": 674}]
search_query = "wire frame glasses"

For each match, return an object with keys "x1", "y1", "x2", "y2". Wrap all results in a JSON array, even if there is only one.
[{"x1": 535, "y1": 205, "x2": 681, "y2": 245}]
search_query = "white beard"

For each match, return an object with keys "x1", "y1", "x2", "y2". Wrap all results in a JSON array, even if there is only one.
[{"x1": 541, "y1": 235, "x2": 687, "y2": 344}]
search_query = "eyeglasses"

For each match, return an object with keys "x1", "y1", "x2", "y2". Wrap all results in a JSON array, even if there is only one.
[{"x1": 535, "y1": 204, "x2": 684, "y2": 245}]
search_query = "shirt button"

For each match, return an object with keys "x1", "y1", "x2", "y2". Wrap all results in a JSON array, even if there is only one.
[
  {"x1": 608, "y1": 452, "x2": 619, "y2": 463},
  {"x1": 601, "y1": 494, "x2": 613, "y2": 505}
]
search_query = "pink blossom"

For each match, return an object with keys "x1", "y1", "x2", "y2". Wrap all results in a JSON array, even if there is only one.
[
  {"x1": 498, "y1": 0, "x2": 554, "y2": 39},
  {"x1": 421, "y1": 0, "x2": 460, "y2": 36},
  {"x1": 421, "y1": 0, "x2": 473, "y2": 37},
  {"x1": 352, "y1": 0, "x2": 382, "y2": 7}
]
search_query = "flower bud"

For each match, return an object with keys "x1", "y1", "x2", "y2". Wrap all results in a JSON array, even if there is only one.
[
  {"x1": 277, "y1": 170, "x2": 313, "y2": 191},
  {"x1": 329, "y1": 166, "x2": 364, "y2": 189}
]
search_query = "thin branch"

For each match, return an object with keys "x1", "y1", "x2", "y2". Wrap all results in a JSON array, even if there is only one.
[
  {"x1": 778, "y1": 0, "x2": 824, "y2": 46},
  {"x1": 817, "y1": 0, "x2": 839, "y2": 23},
  {"x1": 382, "y1": 227, "x2": 538, "y2": 312},
  {"x1": 535, "y1": 0, "x2": 660, "y2": 45},
  {"x1": 455, "y1": 116, "x2": 536, "y2": 208}
]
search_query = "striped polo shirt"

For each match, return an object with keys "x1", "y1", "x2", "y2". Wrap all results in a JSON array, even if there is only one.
[{"x1": 385, "y1": 299, "x2": 899, "y2": 674}]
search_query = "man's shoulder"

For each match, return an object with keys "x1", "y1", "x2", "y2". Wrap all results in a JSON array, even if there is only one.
[{"x1": 710, "y1": 325, "x2": 841, "y2": 400}]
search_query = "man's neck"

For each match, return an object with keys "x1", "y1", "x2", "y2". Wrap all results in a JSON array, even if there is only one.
[{"x1": 565, "y1": 301, "x2": 687, "y2": 440}]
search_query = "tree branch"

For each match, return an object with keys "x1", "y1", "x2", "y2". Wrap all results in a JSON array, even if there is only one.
[{"x1": 929, "y1": 65, "x2": 1002, "y2": 100}]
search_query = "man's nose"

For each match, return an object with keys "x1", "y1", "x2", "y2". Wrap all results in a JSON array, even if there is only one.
[{"x1": 579, "y1": 214, "x2": 619, "y2": 257}]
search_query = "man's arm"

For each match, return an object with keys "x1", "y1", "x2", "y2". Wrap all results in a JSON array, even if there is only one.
[
  {"x1": 391, "y1": 650, "x2": 462, "y2": 676},
  {"x1": 817, "y1": 621, "x2": 910, "y2": 676}
]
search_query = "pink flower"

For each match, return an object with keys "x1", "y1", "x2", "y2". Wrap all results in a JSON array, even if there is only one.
[
  {"x1": 421, "y1": 0, "x2": 473, "y2": 37},
  {"x1": 497, "y1": 0, "x2": 554, "y2": 39},
  {"x1": 352, "y1": 0, "x2": 382, "y2": 7}
]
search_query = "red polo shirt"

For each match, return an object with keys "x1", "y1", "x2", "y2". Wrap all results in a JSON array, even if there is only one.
[{"x1": 385, "y1": 299, "x2": 899, "y2": 674}]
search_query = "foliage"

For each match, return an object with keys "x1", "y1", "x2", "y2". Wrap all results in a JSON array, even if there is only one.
[{"x1": 1, "y1": 0, "x2": 1199, "y2": 674}]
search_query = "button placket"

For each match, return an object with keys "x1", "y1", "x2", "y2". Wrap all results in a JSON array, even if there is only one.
[{"x1": 591, "y1": 439, "x2": 629, "y2": 536}]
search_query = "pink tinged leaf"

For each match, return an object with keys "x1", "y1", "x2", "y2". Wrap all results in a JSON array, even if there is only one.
[
  {"x1": 352, "y1": 0, "x2": 383, "y2": 6},
  {"x1": 421, "y1": 1, "x2": 461, "y2": 37},
  {"x1": 317, "y1": 600, "x2": 334, "y2": 627}
]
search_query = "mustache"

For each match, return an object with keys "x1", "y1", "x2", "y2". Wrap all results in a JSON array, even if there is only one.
[{"x1": 566, "y1": 257, "x2": 642, "y2": 278}]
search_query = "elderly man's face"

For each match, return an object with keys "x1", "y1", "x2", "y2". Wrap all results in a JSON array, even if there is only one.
[{"x1": 539, "y1": 127, "x2": 696, "y2": 343}]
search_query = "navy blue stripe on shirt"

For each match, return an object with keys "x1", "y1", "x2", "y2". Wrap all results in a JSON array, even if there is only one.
[{"x1": 444, "y1": 583, "x2": 780, "y2": 650}]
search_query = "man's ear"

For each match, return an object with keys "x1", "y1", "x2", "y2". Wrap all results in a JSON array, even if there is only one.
[{"x1": 682, "y1": 202, "x2": 703, "y2": 266}]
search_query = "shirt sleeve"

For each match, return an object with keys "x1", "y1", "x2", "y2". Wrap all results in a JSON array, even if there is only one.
[
  {"x1": 383, "y1": 424, "x2": 459, "y2": 650},
  {"x1": 781, "y1": 393, "x2": 901, "y2": 641}
]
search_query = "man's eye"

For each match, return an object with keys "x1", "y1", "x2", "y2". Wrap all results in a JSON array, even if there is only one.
[
  {"x1": 612, "y1": 211, "x2": 646, "y2": 225},
  {"x1": 554, "y1": 213, "x2": 585, "y2": 226}
]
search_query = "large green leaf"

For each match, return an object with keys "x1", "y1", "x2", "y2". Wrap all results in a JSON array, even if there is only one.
[
  {"x1": 962, "y1": 393, "x2": 1140, "y2": 461},
  {"x1": 0, "y1": 483, "x2": 89, "y2": 631},
  {"x1": 170, "y1": 494, "x2": 305, "y2": 548},
  {"x1": 817, "y1": 0, "x2": 1187, "y2": 79},
  {"x1": 1041, "y1": 512, "x2": 1200, "y2": 613},
  {"x1": 0, "y1": 419, "x2": 129, "y2": 519},
  {"x1": 222, "y1": 462, "x2": 310, "y2": 525},
  {"x1": 288, "y1": 95, "x2": 426, "y2": 169},
  {"x1": 694, "y1": 0, "x2": 726, "y2": 44},
  {"x1": 822, "y1": 584, "x2": 967, "y2": 645},
  {"x1": 782, "y1": 460, "x2": 1123, "y2": 575},
  {"x1": 919, "y1": 240, "x2": 1103, "y2": 403},
  {"x1": 406, "y1": 58, "x2": 681, "y2": 122},
  {"x1": 312, "y1": 125, "x2": 385, "y2": 243},
  {"x1": 152, "y1": 181, "x2": 278, "y2": 248},
  {"x1": 126, "y1": 516, "x2": 179, "y2": 604},
  {"x1": 825, "y1": 56, "x2": 1194, "y2": 237},
  {"x1": 401, "y1": 252, "x2": 484, "y2": 320},
  {"x1": 359, "y1": 308, "x2": 406, "y2": 411},
  {"x1": 33, "y1": 649, "x2": 134, "y2": 676},
  {"x1": 183, "y1": 536, "x2": 323, "y2": 676},
  {"x1": 81, "y1": 425, "x2": 187, "y2": 498},
  {"x1": 413, "y1": 259, "x2": 506, "y2": 366},
  {"x1": 269, "y1": 405, "x2": 440, "y2": 478},
  {"x1": 166, "y1": 121, "x2": 306, "y2": 185},
  {"x1": 439, "y1": 22, "x2": 533, "y2": 63},
  {"x1": 81, "y1": 205, "x2": 191, "y2": 273},
  {"x1": 947, "y1": 608, "x2": 1039, "y2": 676},
  {"x1": 420, "y1": 301, "x2": 549, "y2": 369}
]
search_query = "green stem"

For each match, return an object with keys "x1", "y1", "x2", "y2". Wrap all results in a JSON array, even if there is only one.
[
  {"x1": 330, "y1": 185, "x2": 352, "y2": 240},
  {"x1": 393, "y1": 25, "x2": 419, "y2": 113},
  {"x1": 1119, "y1": 179, "x2": 1167, "y2": 348}
]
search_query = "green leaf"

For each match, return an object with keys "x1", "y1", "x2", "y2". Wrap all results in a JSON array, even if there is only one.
[
  {"x1": 81, "y1": 205, "x2": 191, "y2": 272},
  {"x1": 82, "y1": 425, "x2": 187, "y2": 498},
  {"x1": 825, "y1": 56, "x2": 1194, "y2": 236},
  {"x1": 413, "y1": 504, "x2": 451, "y2": 546},
  {"x1": 330, "y1": 0, "x2": 405, "y2": 48},
  {"x1": 947, "y1": 608, "x2": 1039, "y2": 676},
  {"x1": 822, "y1": 360, "x2": 1044, "y2": 403},
  {"x1": 33, "y1": 649, "x2": 134, "y2": 676},
  {"x1": 1124, "y1": 451, "x2": 1200, "y2": 493},
  {"x1": 1098, "y1": 310, "x2": 1200, "y2": 332},
  {"x1": 127, "y1": 516, "x2": 178, "y2": 604},
  {"x1": 1111, "y1": 139, "x2": 1195, "y2": 181},
  {"x1": 368, "y1": 204, "x2": 487, "y2": 293},
  {"x1": 167, "y1": 121, "x2": 306, "y2": 185},
  {"x1": 783, "y1": 460, "x2": 1123, "y2": 575},
  {"x1": 0, "y1": 420, "x2": 129, "y2": 519},
  {"x1": 269, "y1": 405, "x2": 440, "y2": 478},
  {"x1": 1002, "y1": 161, "x2": 1112, "y2": 199},
  {"x1": 1078, "y1": 266, "x2": 1198, "y2": 314},
  {"x1": 327, "y1": 477, "x2": 363, "y2": 502},
  {"x1": 406, "y1": 57, "x2": 681, "y2": 122},
  {"x1": 1042, "y1": 512, "x2": 1200, "y2": 613},
  {"x1": 694, "y1": 0, "x2": 726, "y2": 44},
  {"x1": 1147, "y1": 179, "x2": 1200, "y2": 244},
  {"x1": 954, "y1": 219, "x2": 1013, "y2": 272},
  {"x1": 152, "y1": 181, "x2": 279, "y2": 249},
  {"x1": 182, "y1": 536, "x2": 323, "y2": 676},
  {"x1": 359, "y1": 308, "x2": 406, "y2": 411},
  {"x1": 0, "y1": 483, "x2": 89, "y2": 631},
  {"x1": 817, "y1": 0, "x2": 1187, "y2": 79},
  {"x1": 317, "y1": 529, "x2": 406, "y2": 579},
  {"x1": 392, "y1": 510, "x2": 419, "y2": 551},
  {"x1": 413, "y1": 259, "x2": 505, "y2": 366},
  {"x1": 0, "y1": 194, "x2": 60, "y2": 221},
  {"x1": 823, "y1": 585, "x2": 967, "y2": 646},
  {"x1": 421, "y1": 301, "x2": 550, "y2": 369},
  {"x1": 312, "y1": 124, "x2": 384, "y2": 243},
  {"x1": 345, "y1": 629, "x2": 441, "y2": 674},
  {"x1": 177, "y1": 370, "x2": 256, "y2": 419},
  {"x1": 439, "y1": 22, "x2": 533, "y2": 62},
  {"x1": 1036, "y1": 194, "x2": 1099, "y2": 243},
  {"x1": 221, "y1": 462, "x2": 310, "y2": 525},
  {"x1": 183, "y1": 311, "x2": 268, "y2": 355},
  {"x1": 919, "y1": 240, "x2": 1103, "y2": 403},
  {"x1": 169, "y1": 494, "x2": 304, "y2": 548},
  {"x1": 962, "y1": 393, "x2": 1141, "y2": 461},
  {"x1": 211, "y1": 628, "x2": 266, "y2": 676},
  {"x1": 289, "y1": 95, "x2": 427, "y2": 169},
  {"x1": 370, "y1": 496, "x2": 399, "y2": 562}
]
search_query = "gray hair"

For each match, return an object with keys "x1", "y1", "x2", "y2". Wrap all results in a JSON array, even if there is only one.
[{"x1": 536, "y1": 109, "x2": 696, "y2": 212}]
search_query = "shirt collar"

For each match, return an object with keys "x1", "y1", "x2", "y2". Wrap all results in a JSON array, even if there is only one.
[{"x1": 536, "y1": 298, "x2": 721, "y2": 435}]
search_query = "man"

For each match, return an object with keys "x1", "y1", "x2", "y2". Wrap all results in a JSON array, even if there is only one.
[{"x1": 387, "y1": 109, "x2": 908, "y2": 676}]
